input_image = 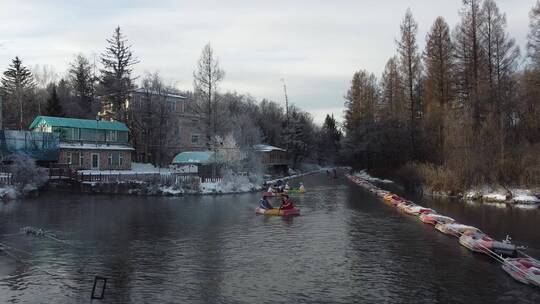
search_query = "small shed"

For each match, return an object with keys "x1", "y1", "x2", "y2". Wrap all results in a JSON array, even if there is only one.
[
  {"x1": 171, "y1": 151, "x2": 216, "y2": 177},
  {"x1": 253, "y1": 144, "x2": 288, "y2": 174}
]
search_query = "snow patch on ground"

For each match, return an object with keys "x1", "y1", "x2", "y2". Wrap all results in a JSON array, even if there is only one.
[
  {"x1": 511, "y1": 189, "x2": 540, "y2": 204},
  {"x1": 0, "y1": 187, "x2": 18, "y2": 200},
  {"x1": 200, "y1": 174, "x2": 262, "y2": 194},
  {"x1": 159, "y1": 186, "x2": 184, "y2": 195},
  {"x1": 354, "y1": 170, "x2": 394, "y2": 184},
  {"x1": 465, "y1": 186, "x2": 539, "y2": 204},
  {"x1": 79, "y1": 162, "x2": 172, "y2": 175}
]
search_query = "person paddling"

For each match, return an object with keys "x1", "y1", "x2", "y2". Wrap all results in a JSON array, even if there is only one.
[
  {"x1": 259, "y1": 195, "x2": 274, "y2": 210},
  {"x1": 279, "y1": 195, "x2": 294, "y2": 210}
]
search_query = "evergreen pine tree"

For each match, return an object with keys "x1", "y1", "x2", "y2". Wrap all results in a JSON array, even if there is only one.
[
  {"x1": 100, "y1": 26, "x2": 138, "y2": 122},
  {"x1": 46, "y1": 85, "x2": 64, "y2": 117},
  {"x1": 1, "y1": 56, "x2": 35, "y2": 129},
  {"x1": 69, "y1": 54, "x2": 95, "y2": 117}
]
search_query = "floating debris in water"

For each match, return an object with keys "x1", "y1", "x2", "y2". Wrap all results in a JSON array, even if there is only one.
[{"x1": 21, "y1": 226, "x2": 45, "y2": 237}]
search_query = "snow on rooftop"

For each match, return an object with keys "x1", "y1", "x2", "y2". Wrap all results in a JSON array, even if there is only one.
[
  {"x1": 59, "y1": 143, "x2": 134, "y2": 151},
  {"x1": 253, "y1": 144, "x2": 286, "y2": 152},
  {"x1": 133, "y1": 88, "x2": 187, "y2": 99}
]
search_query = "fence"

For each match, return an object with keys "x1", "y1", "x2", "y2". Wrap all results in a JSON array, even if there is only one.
[
  {"x1": 0, "y1": 172, "x2": 12, "y2": 186},
  {"x1": 47, "y1": 164, "x2": 226, "y2": 186},
  {"x1": 76, "y1": 172, "x2": 223, "y2": 186}
]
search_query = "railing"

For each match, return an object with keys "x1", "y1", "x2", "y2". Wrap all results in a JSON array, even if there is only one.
[
  {"x1": 48, "y1": 165, "x2": 225, "y2": 186},
  {"x1": 0, "y1": 172, "x2": 12, "y2": 186},
  {"x1": 76, "y1": 172, "x2": 223, "y2": 185}
]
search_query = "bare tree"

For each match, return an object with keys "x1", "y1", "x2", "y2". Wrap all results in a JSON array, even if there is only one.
[
  {"x1": 423, "y1": 16, "x2": 454, "y2": 163},
  {"x1": 380, "y1": 56, "x2": 406, "y2": 121},
  {"x1": 397, "y1": 9, "x2": 422, "y2": 157},
  {"x1": 528, "y1": 1, "x2": 540, "y2": 67},
  {"x1": 32, "y1": 64, "x2": 58, "y2": 115},
  {"x1": 193, "y1": 42, "x2": 224, "y2": 142}
]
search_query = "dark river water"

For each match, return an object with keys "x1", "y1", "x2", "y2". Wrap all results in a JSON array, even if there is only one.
[{"x1": 1, "y1": 173, "x2": 539, "y2": 303}]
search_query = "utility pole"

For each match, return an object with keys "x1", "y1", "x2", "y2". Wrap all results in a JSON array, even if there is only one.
[{"x1": 281, "y1": 78, "x2": 289, "y2": 128}]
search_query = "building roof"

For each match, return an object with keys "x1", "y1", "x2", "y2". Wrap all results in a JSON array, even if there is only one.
[
  {"x1": 133, "y1": 88, "x2": 187, "y2": 99},
  {"x1": 253, "y1": 144, "x2": 286, "y2": 152},
  {"x1": 172, "y1": 151, "x2": 215, "y2": 164},
  {"x1": 29, "y1": 116, "x2": 129, "y2": 132},
  {"x1": 59, "y1": 143, "x2": 134, "y2": 151}
]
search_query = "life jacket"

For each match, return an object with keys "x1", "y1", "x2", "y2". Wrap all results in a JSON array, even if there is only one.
[
  {"x1": 260, "y1": 199, "x2": 272, "y2": 209},
  {"x1": 281, "y1": 199, "x2": 294, "y2": 210}
]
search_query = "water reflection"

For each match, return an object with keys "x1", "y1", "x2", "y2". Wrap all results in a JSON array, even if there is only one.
[{"x1": 0, "y1": 174, "x2": 539, "y2": 303}]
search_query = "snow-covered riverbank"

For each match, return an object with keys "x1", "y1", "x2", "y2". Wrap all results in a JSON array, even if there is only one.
[
  {"x1": 75, "y1": 167, "x2": 332, "y2": 197},
  {"x1": 353, "y1": 170, "x2": 540, "y2": 206},
  {"x1": 464, "y1": 187, "x2": 540, "y2": 204},
  {"x1": 0, "y1": 186, "x2": 17, "y2": 201}
]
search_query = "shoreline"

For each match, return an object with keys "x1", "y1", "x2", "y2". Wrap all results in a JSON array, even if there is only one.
[
  {"x1": 2, "y1": 169, "x2": 328, "y2": 200},
  {"x1": 352, "y1": 171, "x2": 540, "y2": 206}
]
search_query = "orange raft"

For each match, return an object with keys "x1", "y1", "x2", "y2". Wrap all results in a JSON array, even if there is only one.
[{"x1": 255, "y1": 207, "x2": 300, "y2": 216}]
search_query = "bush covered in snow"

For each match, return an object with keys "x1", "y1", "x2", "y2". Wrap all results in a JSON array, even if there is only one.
[{"x1": 7, "y1": 155, "x2": 48, "y2": 193}]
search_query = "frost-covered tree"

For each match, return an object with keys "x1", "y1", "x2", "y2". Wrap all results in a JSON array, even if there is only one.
[
  {"x1": 214, "y1": 133, "x2": 244, "y2": 171},
  {"x1": 7, "y1": 155, "x2": 48, "y2": 193},
  {"x1": 527, "y1": 1, "x2": 540, "y2": 67},
  {"x1": 283, "y1": 108, "x2": 314, "y2": 169}
]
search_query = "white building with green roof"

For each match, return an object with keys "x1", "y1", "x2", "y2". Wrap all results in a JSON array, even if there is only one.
[{"x1": 29, "y1": 116, "x2": 134, "y2": 170}]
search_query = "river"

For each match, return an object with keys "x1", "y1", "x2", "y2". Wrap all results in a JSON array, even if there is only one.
[{"x1": 1, "y1": 173, "x2": 539, "y2": 303}]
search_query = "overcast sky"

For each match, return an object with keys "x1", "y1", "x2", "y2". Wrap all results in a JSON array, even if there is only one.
[{"x1": 0, "y1": 0, "x2": 535, "y2": 123}]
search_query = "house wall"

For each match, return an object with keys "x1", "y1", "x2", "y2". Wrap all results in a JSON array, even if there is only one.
[
  {"x1": 59, "y1": 149, "x2": 132, "y2": 170},
  {"x1": 261, "y1": 150, "x2": 288, "y2": 165},
  {"x1": 130, "y1": 92, "x2": 208, "y2": 165}
]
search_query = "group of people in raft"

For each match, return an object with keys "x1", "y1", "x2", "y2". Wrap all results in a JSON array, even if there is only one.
[
  {"x1": 259, "y1": 194, "x2": 295, "y2": 210},
  {"x1": 259, "y1": 179, "x2": 303, "y2": 211}
]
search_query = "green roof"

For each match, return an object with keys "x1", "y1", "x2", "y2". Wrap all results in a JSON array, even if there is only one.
[
  {"x1": 29, "y1": 116, "x2": 129, "y2": 132},
  {"x1": 172, "y1": 151, "x2": 215, "y2": 164}
]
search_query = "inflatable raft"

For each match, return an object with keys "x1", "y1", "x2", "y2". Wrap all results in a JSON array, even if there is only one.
[
  {"x1": 255, "y1": 207, "x2": 300, "y2": 216},
  {"x1": 435, "y1": 223, "x2": 480, "y2": 238},
  {"x1": 419, "y1": 214, "x2": 455, "y2": 225},
  {"x1": 402, "y1": 205, "x2": 436, "y2": 216},
  {"x1": 502, "y1": 258, "x2": 540, "y2": 285},
  {"x1": 459, "y1": 231, "x2": 517, "y2": 256},
  {"x1": 286, "y1": 188, "x2": 305, "y2": 194},
  {"x1": 262, "y1": 192, "x2": 287, "y2": 197}
]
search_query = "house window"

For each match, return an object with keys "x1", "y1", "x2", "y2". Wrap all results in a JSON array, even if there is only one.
[
  {"x1": 65, "y1": 128, "x2": 80, "y2": 140},
  {"x1": 119, "y1": 153, "x2": 124, "y2": 166},
  {"x1": 79, "y1": 153, "x2": 84, "y2": 166},
  {"x1": 109, "y1": 152, "x2": 120, "y2": 167},
  {"x1": 191, "y1": 134, "x2": 199, "y2": 144},
  {"x1": 106, "y1": 130, "x2": 117, "y2": 142},
  {"x1": 108, "y1": 153, "x2": 112, "y2": 166},
  {"x1": 66, "y1": 152, "x2": 72, "y2": 165}
]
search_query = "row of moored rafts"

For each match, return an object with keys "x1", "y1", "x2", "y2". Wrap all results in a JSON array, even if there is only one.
[{"x1": 345, "y1": 173, "x2": 540, "y2": 288}]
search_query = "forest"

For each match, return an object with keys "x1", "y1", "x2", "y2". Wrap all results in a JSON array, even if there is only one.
[
  {"x1": 0, "y1": 29, "x2": 341, "y2": 170},
  {"x1": 342, "y1": 0, "x2": 540, "y2": 194},
  {"x1": 1, "y1": 0, "x2": 538, "y2": 193}
]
